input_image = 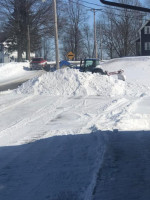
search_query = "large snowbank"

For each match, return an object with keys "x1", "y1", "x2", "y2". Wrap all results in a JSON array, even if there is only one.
[
  {"x1": 15, "y1": 68, "x2": 126, "y2": 96},
  {"x1": 14, "y1": 66, "x2": 150, "y2": 98}
]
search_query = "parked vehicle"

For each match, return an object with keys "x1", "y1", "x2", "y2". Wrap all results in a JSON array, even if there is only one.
[
  {"x1": 80, "y1": 58, "x2": 125, "y2": 80},
  {"x1": 80, "y1": 58, "x2": 100, "y2": 72},
  {"x1": 30, "y1": 57, "x2": 47, "y2": 70}
]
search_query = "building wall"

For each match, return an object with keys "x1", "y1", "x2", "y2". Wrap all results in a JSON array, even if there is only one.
[
  {"x1": 141, "y1": 22, "x2": 150, "y2": 56},
  {"x1": 4, "y1": 54, "x2": 11, "y2": 63},
  {"x1": 0, "y1": 52, "x2": 3, "y2": 63},
  {"x1": 0, "y1": 43, "x2": 4, "y2": 63},
  {"x1": 0, "y1": 42, "x2": 35, "y2": 63},
  {"x1": 0, "y1": 43, "x2": 12, "y2": 63},
  {"x1": 136, "y1": 38, "x2": 140, "y2": 56}
]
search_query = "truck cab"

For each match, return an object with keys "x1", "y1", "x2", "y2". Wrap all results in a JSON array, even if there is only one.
[{"x1": 80, "y1": 58, "x2": 100, "y2": 72}]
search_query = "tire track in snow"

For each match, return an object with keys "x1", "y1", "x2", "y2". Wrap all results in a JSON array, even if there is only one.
[
  {"x1": 0, "y1": 97, "x2": 91, "y2": 146},
  {"x1": 93, "y1": 96, "x2": 148, "y2": 131},
  {"x1": 98, "y1": 98, "x2": 131, "y2": 130},
  {"x1": 0, "y1": 94, "x2": 34, "y2": 114},
  {"x1": 14, "y1": 97, "x2": 91, "y2": 145},
  {"x1": 80, "y1": 98, "x2": 130, "y2": 132},
  {"x1": 0, "y1": 96, "x2": 66, "y2": 145},
  {"x1": 114, "y1": 95, "x2": 150, "y2": 130}
]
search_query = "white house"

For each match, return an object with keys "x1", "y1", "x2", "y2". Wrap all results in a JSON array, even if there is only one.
[
  {"x1": 0, "y1": 33, "x2": 35, "y2": 63},
  {"x1": 0, "y1": 43, "x2": 17, "y2": 63}
]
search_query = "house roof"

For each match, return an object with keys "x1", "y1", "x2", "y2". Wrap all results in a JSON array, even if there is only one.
[
  {"x1": 139, "y1": 20, "x2": 150, "y2": 32},
  {"x1": 135, "y1": 38, "x2": 140, "y2": 42}
]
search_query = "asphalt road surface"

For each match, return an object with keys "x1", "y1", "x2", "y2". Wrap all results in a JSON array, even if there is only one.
[
  {"x1": 0, "y1": 80, "x2": 27, "y2": 92},
  {"x1": 92, "y1": 131, "x2": 150, "y2": 200},
  {"x1": 0, "y1": 70, "x2": 45, "y2": 92}
]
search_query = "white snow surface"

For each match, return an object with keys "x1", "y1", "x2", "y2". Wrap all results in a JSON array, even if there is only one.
[
  {"x1": 0, "y1": 62, "x2": 30, "y2": 84},
  {"x1": 0, "y1": 57, "x2": 150, "y2": 200},
  {"x1": 100, "y1": 56, "x2": 150, "y2": 85}
]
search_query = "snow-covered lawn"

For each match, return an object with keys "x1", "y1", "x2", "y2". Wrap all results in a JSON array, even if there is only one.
[
  {"x1": 0, "y1": 57, "x2": 150, "y2": 200},
  {"x1": 0, "y1": 62, "x2": 30, "y2": 84}
]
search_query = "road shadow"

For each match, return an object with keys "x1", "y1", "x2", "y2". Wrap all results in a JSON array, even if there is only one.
[
  {"x1": 0, "y1": 131, "x2": 106, "y2": 200},
  {"x1": 23, "y1": 65, "x2": 55, "y2": 72},
  {"x1": 23, "y1": 66, "x2": 31, "y2": 71},
  {"x1": 93, "y1": 130, "x2": 150, "y2": 200},
  {"x1": 0, "y1": 81, "x2": 24, "y2": 92},
  {"x1": 0, "y1": 130, "x2": 150, "y2": 200}
]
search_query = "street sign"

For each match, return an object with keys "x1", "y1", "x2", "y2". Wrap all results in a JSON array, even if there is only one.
[{"x1": 67, "y1": 51, "x2": 75, "y2": 60}]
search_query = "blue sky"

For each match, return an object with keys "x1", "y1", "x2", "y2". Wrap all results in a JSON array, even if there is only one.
[
  {"x1": 85, "y1": 0, "x2": 147, "y2": 10},
  {"x1": 84, "y1": 0, "x2": 148, "y2": 25},
  {"x1": 95, "y1": 0, "x2": 146, "y2": 4}
]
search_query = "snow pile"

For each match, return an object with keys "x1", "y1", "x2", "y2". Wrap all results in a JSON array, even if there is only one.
[
  {"x1": 0, "y1": 62, "x2": 29, "y2": 83},
  {"x1": 15, "y1": 68, "x2": 126, "y2": 97}
]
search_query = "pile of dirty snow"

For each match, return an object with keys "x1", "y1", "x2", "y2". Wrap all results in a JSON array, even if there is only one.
[{"x1": 15, "y1": 68, "x2": 126, "y2": 97}]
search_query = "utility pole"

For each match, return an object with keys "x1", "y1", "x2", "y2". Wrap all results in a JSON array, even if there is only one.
[
  {"x1": 27, "y1": 25, "x2": 31, "y2": 61},
  {"x1": 94, "y1": 9, "x2": 98, "y2": 58},
  {"x1": 99, "y1": 23, "x2": 103, "y2": 60},
  {"x1": 53, "y1": 0, "x2": 60, "y2": 69},
  {"x1": 91, "y1": 9, "x2": 98, "y2": 58},
  {"x1": 42, "y1": 0, "x2": 60, "y2": 69}
]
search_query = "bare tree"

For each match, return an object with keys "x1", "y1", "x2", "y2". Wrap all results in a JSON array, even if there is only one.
[
  {"x1": 82, "y1": 24, "x2": 93, "y2": 58},
  {"x1": 42, "y1": 37, "x2": 55, "y2": 60},
  {"x1": 99, "y1": 0, "x2": 144, "y2": 58},
  {"x1": 96, "y1": 20, "x2": 105, "y2": 60},
  {"x1": 62, "y1": 0, "x2": 87, "y2": 60}
]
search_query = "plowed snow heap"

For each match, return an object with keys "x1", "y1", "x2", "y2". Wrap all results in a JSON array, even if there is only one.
[{"x1": 15, "y1": 68, "x2": 126, "y2": 97}]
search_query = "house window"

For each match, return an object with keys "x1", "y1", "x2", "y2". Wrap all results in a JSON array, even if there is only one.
[
  {"x1": 144, "y1": 26, "x2": 150, "y2": 34},
  {"x1": 145, "y1": 42, "x2": 150, "y2": 50}
]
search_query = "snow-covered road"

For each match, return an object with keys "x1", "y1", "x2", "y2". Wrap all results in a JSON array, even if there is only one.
[
  {"x1": 0, "y1": 62, "x2": 45, "y2": 91},
  {"x1": 0, "y1": 94, "x2": 111, "y2": 146},
  {"x1": 0, "y1": 57, "x2": 150, "y2": 199}
]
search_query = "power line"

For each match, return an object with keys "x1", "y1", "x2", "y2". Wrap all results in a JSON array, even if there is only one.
[
  {"x1": 83, "y1": 0, "x2": 146, "y2": 17},
  {"x1": 79, "y1": 0, "x2": 146, "y2": 13},
  {"x1": 65, "y1": 0, "x2": 95, "y2": 9},
  {"x1": 67, "y1": 0, "x2": 147, "y2": 22}
]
